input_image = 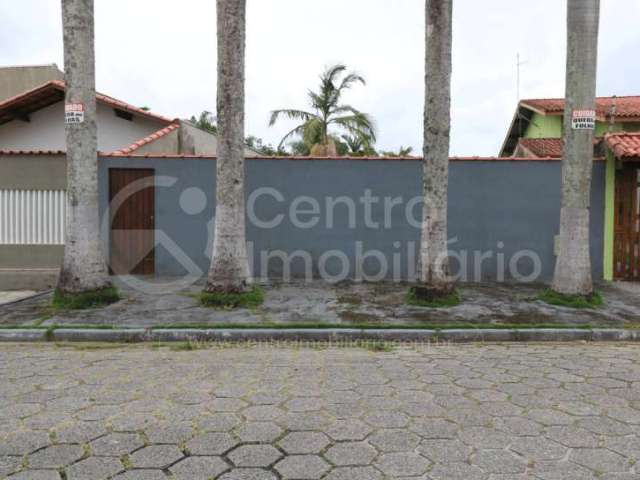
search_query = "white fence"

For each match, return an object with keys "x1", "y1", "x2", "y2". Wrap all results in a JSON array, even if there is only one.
[{"x1": 0, "y1": 189, "x2": 66, "y2": 245}]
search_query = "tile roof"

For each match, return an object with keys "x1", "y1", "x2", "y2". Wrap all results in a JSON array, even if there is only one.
[
  {"x1": 517, "y1": 138, "x2": 564, "y2": 158},
  {"x1": 605, "y1": 132, "x2": 640, "y2": 160},
  {"x1": 521, "y1": 96, "x2": 640, "y2": 120},
  {"x1": 98, "y1": 154, "x2": 572, "y2": 161},
  {"x1": 0, "y1": 80, "x2": 174, "y2": 126},
  {"x1": 111, "y1": 123, "x2": 180, "y2": 155},
  {"x1": 516, "y1": 137, "x2": 603, "y2": 158},
  {"x1": 0, "y1": 149, "x2": 65, "y2": 155}
]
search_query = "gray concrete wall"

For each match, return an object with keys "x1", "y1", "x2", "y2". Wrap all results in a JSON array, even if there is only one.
[
  {"x1": 98, "y1": 157, "x2": 606, "y2": 283},
  {"x1": 0, "y1": 154, "x2": 66, "y2": 189},
  {"x1": 178, "y1": 121, "x2": 258, "y2": 156},
  {"x1": 0, "y1": 246, "x2": 62, "y2": 290},
  {"x1": 0, "y1": 65, "x2": 64, "y2": 102}
]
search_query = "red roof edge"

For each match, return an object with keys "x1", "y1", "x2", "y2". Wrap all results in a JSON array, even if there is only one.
[
  {"x1": 0, "y1": 80, "x2": 174, "y2": 125},
  {"x1": 111, "y1": 123, "x2": 180, "y2": 155}
]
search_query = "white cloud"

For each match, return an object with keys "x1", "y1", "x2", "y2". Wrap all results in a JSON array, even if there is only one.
[{"x1": 1, "y1": 0, "x2": 637, "y2": 156}]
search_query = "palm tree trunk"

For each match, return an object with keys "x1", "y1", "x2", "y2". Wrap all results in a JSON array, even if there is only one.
[
  {"x1": 57, "y1": 0, "x2": 111, "y2": 294},
  {"x1": 552, "y1": 0, "x2": 600, "y2": 296},
  {"x1": 205, "y1": 0, "x2": 251, "y2": 293},
  {"x1": 419, "y1": 0, "x2": 453, "y2": 292}
]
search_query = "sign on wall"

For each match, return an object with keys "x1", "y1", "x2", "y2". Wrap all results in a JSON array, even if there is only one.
[
  {"x1": 64, "y1": 103, "x2": 85, "y2": 124},
  {"x1": 571, "y1": 109, "x2": 596, "y2": 130}
]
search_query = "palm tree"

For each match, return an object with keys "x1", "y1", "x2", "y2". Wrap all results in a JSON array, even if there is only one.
[
  {"x1": 204, "y1": 0, "x2": 251, "y2": 293},
  {"x1": 417, "y1": 0, "x2": 454, "y2": 296},
  {"x1": 341, "y1": 134, "x2": 377, "y2": 157},
  {"x1": 269, "y1": 64, "x2": 376, "y2": 155},
  {"x1": 57, "y1": 0, "x2": 112, "y2": 295},
  {"x1": 552, "y1": 0, "x2": 600, "y2": 297}
]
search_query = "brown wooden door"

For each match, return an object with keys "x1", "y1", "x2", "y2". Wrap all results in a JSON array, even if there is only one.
[
  {"x1": 109, "y1": 168, "x2": 155, "y2": 275},
  {"x1": 614, "y1": 164, "x2": 640, "y2": 280}
]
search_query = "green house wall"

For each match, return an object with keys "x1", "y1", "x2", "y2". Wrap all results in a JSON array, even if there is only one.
[
  {"x1": 524, "y1": 113, "x2": 638, "y2": 139},
  {"x1": 524, "y1": 113, "x2": 563, "y2": 138}
]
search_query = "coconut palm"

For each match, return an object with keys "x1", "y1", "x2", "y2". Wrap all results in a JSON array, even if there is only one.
[
  {"x1": 418, "y1": 0, "x2": 454, "y2": 295},
  {"x1": 552, "y1": 0, "x2": 600, "y2": 296},
  {"x1": 269, "y1": 64, "x2": 376, "y2": 155},
  {"x1": 57, "y1": 0, "x2": 112, "y2": 295},
  {"x1": 341, "y1": 134, "x2": 377, "y2": 157},
  {"x1": 205, "y1": 0, "x2": 251, "y2": 293}
]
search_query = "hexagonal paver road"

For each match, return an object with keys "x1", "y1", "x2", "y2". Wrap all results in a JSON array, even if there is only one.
[{"x1": 1, "y1": 343, "x2": 639, "y2": 479}]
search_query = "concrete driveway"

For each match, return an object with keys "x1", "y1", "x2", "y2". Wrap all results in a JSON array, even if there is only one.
[{"x1": 0, "y1": 343, "x2": 639, "y2": 479}]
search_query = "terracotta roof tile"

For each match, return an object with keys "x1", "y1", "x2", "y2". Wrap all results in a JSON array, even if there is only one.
[
  {"x1": 517, "y1": 138, "x2": 564, "y2": 157},
  {"x1": 0, "y1": 149, "x2": 66, "y2": 155},
  {"x1": 605, "y1": 132, "x2": 640, "y2": 160},
  {"x1": 516, "y1": 137, "x2": 602, "y2": 158},
  {"x1": 521, "y1": 96, "x2": 640, "y2": 120},
  {"x1": 0, "y1": 80, "x2": 174, "y2": 126},
  {"x1": 111, "y1": 123, "x2": 179, "y2": 155}
]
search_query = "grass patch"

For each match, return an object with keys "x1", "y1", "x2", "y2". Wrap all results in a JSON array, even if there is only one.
[
  {"x1": 52, "y1": 287, "x2": 120, "y2": 310},
  {"x1": 150, "y1": 322, "x2": 595, "y2": 330},
  {"x1": 169, "y1": 340, "x2": 211, "y2": 351},
  {"x1": 197, "y1": 287, "x2": 264, "y2": 310},
  {"x1": 362, "y1": 340, "x2": 395, "y2": 352},
  {"x1": 0, "y1": 322, "x2": 600, "y2": 331},
  {"x1": 537, "y1": 289, "x2": 603, "y2": 309},
  {"x1": 336, "y1": 294, "x2": 363, "y2": 306},
  {"x1": 406, "y1": 287, "x2": 461, "y2": 308}
]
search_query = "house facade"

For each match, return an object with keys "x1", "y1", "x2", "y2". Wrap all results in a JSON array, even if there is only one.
[
  {"x1": 0, "y1": 67, "x2": 256, "y2": 289},
  {"x1": 500, "y1": 97, "x2": 640, "y2": 281}
]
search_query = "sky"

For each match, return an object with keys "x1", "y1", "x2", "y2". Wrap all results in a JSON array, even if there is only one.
[{"x1": 2, "y1": 0, "x2": 639, "y2": 156}]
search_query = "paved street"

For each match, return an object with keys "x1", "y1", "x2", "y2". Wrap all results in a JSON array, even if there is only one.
[{"x1": 1, "y1": 343, "x2": 639, "y2": 480}]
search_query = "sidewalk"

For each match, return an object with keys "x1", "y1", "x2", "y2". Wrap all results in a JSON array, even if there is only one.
[{"x1": 1, "y1": 278, "x2": 639, "y2": 330}]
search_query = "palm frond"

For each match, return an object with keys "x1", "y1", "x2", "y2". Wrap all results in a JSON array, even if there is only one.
[
  {"x1": 277, "y1": 123, "x2": 309, "y2": 151},
  {"x1": 330, "y1": 112, "x2": 377, "y2": 144},
  {"x1": 269, "y1": 109, "x2": 317, "y2": 127},
  {"x1": 337, "y1": 73, "x2": 366, "y2": 94}
]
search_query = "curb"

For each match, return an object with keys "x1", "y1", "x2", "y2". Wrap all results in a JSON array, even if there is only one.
[{"x1": 1, "y1": 328, "x2": 640, "y2": 343}]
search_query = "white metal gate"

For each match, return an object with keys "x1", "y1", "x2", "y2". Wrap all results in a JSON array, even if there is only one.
[{"x1": 0, "y1": 189, "x2": 66, "y2": 245}]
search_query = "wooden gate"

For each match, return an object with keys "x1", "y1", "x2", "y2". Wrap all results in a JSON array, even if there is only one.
[
  {"x1": 109, "y1": 168, "x2": 155, "y2": 275},
  {"x1": 614, "y1": 164, "x2": 640, "y2": 280}
]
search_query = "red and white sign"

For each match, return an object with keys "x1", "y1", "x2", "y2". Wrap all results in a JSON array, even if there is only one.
[
  {"x1": 65, "y1": 103, "x2": 85, "y2": 124},
  {"x1": 571, "y1": 109, "x2": 596, "y2": 130}
]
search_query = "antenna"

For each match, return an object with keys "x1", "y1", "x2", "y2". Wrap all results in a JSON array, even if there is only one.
[
  {"x1": 517, "y1": 53, "x2": 528, "y2": 101},
  {"x1": 609, "y1": 95, "x2": 617, "y2": 132}
]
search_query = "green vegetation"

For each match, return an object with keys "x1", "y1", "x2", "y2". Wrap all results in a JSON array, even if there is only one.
[
  {"x1": 52, "y1": 287, "x2": 120, "y2": 310},
  {"x1": 0, "y1": 322, "x2": 601, "y2": 331},
  {"x1": 197, "y1": 287, "x2": 264, "y2": 309},
  {"x1": 269, "y1": 64, "x2": 377, "y2": 156},
  {"x1": 406, "y1": 287, "x2": 461, "y2": 308},
  {"x1": 190, "y1": 111, "x2": 282, "y2": 156},
  {"x1": 336, "y1": 294, "x2": 363, "y2": 305},
  {"x1": 363, "y1": 341, "x2": 395, "y2": 352},
  {"x1": 537, "y1": 289, "x2": 604, "y2": 309}
]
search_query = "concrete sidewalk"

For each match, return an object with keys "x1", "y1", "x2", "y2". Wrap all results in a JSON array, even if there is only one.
[{"x1": 1, "y1": 279, "x2": 639, "y2": 330}]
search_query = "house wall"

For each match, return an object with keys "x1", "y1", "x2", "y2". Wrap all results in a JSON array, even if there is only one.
[
  {"x1": 0, "y1": 65, "x2": 64, "y2": 102},
  {"x1": 0, "y1": 102, "x2": 168, "y2": 152},
  {"x1": 524, "y1": 113, "x2": 563, "y2": 138},
  {"x1": 95, "y1": 157, "x2": 606, "y2": 283},
  {"x1": 134, "y1": 129, "x2": 179, "y2": 155},
  {"x1": 524, "y1": 112, "x2": 638, "y2": 139},
  {"x1": 178, "y1": 121, "x2": 257, "y2": 156}
]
